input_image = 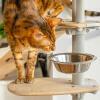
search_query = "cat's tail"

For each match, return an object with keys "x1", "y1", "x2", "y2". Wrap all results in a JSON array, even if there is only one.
[
  {"x1": 4, "y1": 0, "x2": 18, "y2": 35},
  {"x1": 62, "y1": 0, "x2": 100, "y2": 17},
  {"x1": 85, "y1": 10, "x2": 100, "y2": 16}
]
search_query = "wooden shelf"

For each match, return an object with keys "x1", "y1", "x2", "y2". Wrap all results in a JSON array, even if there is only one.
[
  {"x1": 56, "y1": 19, "x2": 100, "y2": 31},
  {"x1": 8, "y1": 78, "x2": 100, "y2": 96},
  {"x1": 57, "y1": 19, "x2": 86, "y2": 30}
]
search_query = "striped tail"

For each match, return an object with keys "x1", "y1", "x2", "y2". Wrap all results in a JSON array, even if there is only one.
[
  {"x1": 85, "y1": 10, "x2": 100, "y2": 16},
  {"x1": 62, "y1": 0, "x2": 100, "y2": 17}
]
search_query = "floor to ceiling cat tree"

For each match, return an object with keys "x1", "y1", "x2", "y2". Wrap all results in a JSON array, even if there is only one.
[{"x1": 8, "y1": 0, "x2": 100, "y2": 100}]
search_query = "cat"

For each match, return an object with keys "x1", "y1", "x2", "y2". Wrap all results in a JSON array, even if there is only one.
[
  {"x1": 2, "y1": 0, "x2": 100, "y2": 16},
  {"x1": 3, "y1": 0, "x2": 100, "y2": 84},
  {"x1": 4, "y1": 0, "x2": 62, "y2": 84}
]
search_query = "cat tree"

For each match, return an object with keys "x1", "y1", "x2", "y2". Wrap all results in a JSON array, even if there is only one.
[{"x1": 8, "y1": 0, "x2": 100, "y2": 100}]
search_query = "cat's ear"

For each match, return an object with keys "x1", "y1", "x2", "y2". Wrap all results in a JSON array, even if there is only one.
[{"x1": 46, "y1": 18, "x2": 62, "y2": 28}]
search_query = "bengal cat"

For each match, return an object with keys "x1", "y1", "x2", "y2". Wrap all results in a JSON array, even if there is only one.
[
  {"x1": 3, "y1": 0, "x2": 100, "y2": 84},
  {"x1": 4, "y1": 0, "x2": 62, "y2": 84},
  {"x1": 2, "y1": 0, "x2": 100, "y2": 16}
]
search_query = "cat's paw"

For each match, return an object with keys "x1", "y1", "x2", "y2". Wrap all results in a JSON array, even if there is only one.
[
  {"x1": 25, "y1": 77, "x2": 34, "y2": 84},
  {"x1": 15, "y1": 78, "x2": 25, "y2": 84}
]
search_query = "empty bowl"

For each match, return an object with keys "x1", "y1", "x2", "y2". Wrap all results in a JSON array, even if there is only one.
[{"x1": 49, "y1": 53, "x2": 97, "y2": 74}]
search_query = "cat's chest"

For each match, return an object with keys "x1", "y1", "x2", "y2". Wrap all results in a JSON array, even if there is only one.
[{"x1": 17, "y1": 38, "x2": 32, "y2": 51}]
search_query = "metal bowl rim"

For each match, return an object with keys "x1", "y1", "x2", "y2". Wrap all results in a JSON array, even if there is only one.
[{"x1": 49, "y1": 52, "x2": 97, "y2": 64}]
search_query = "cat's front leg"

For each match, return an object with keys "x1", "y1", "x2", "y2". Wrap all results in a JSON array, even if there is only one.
[
  {"x1": 11, "y1": 46, "x2": 25, "y2": 84},
  {"x1": 25, "y1": 49, "x2": 38, "y2": 83}
]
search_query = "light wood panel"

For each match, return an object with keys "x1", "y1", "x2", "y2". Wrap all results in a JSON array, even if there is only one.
[
  {"x1": 57, "y1": 19, "x2": 100, "y2": 31},
  {"x1": 0, "y1": 51, "x2": 16, "y2": 79},
  {"x1": 58, "y1": 19, "x2": 87, "y2": 29},
  {"x1": 8, "y1": 78, "x2": 100, "y2": 96}
]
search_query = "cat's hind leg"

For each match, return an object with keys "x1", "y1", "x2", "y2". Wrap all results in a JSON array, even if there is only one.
[
  {"x1": 25, "y1": 48, "x2": 38, "y2": 83},
  {"x1": 47, "y1": 0, "x2": 64, "y2": 17}
]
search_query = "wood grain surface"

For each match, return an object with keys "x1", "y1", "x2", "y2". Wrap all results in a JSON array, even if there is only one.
[{"x1": 8, "y1": 78, "x2": 100, "y2": 96}]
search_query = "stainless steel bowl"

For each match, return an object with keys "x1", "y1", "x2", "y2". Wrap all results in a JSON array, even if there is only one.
[{"x1": 50, "y1": 53, "x2": 97, "y2": 74}]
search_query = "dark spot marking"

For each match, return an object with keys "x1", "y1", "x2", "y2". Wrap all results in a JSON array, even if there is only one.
[
  {"x1": 23, "y1": 20, "x2": 36, "y2": 29},
  {"x1": 11, "y1": 14, "x2": 19, "y2": 31},
  {"x1": 23, "y1": 24, "x2": 35, "y2": 29},
  {"x1": 27, "y1": 15, "x2": 34, "y2": 20},
  {"x1": 97, "y1": 13, "x2": 100, "y2": 16},
  {"x1": 24, "y1": 6, "x2": 28, "y2": 9},
  {"x1": 72, "y1": 85, "x2": 75, "y2": 87},
  {"x1": 93, "y1": 85, "x2": 96, "y2": 87},
  {"x1": 6, "y1": 58, "x2": 13, "y2": 62},
  {"x1": 15, "y1": 0, "x2": 20, "y2": 8},
  {"x1": 90, "y1": 12, "x2": 94, "y2": 16},
  {"x1": 23, "y1": 0, "x2": 29, "y2": 1},
  {"x1": 15, "y1": 58, "x2": 24, "y2": 60},
  {"x1": 24, "y1": 62, "x2": 27, "y2": 69},
  {"x1": 23, "y1": 20, "x2": 34, "y2": 24},
  {"x1": 14, "y1": 25, "x2": 20, "y2": 29}
]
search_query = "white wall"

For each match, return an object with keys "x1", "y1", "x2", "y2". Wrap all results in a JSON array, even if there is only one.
[{"x1": 53, "y1": 0, "x2": 100, "y2": 100}]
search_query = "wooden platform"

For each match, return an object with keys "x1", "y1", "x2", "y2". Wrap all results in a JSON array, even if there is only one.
[
  {"x1": 8, "y1": 78, "x2": 100, "y2": 96},
  {"x1": 57, "y1": 19, "x2": 100, "y2": 31}
]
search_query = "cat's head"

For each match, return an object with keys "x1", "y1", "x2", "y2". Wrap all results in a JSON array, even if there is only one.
[{"x1": 28, "y1": 18, "x2": 61, "y2": 52}]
